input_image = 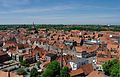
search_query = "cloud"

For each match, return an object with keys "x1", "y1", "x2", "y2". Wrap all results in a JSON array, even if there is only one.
[
  {"x1": 0, "y1": 5, "x2": 74, "y2": 14},
  {"x1": 13, "y1": 5, "x2": 73, "y2": 13},
  {"x1": 0, "y1": 0, "x2": 119, "y2": 24},
  {"x1": 0, "y1": 1, "x2": 119, "y2": 14},
  {"x1": 0, "y1": 0, "x2": 31, "y2": 7}
]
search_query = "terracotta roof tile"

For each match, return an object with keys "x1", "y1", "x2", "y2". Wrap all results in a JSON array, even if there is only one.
[
  {"x1": 69, "y1": 64, "x2": 94, "y2": 77},
  {"x1": 97, "y1": 57, "x2": 112, "y2": 64},
  {"x1": 75, "y1": 45, "x2": 99, "y2": 53},
  {"x1": 107, "y1": 43, "x2": 119, "y2": 50},
  {"x1": 0, "y1": 71, "x2": 23, "y2": 77},
  {"x1": 81, "y1": 64, "x2": 94, "y2": 75},
  {"x1": 69, "y1": 68, "x2": 84, "y2": 77},
  {"x1": 86, "y1": 71, "x2": 106, "y2": 77}
]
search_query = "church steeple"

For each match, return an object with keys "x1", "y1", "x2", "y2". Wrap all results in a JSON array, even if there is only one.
[
  {"x1": 32, "y1": 22, "x2": 35, "y2": 29},
  {"x1": 32, "y1": 22, "x2": 38, "y2": 34}
]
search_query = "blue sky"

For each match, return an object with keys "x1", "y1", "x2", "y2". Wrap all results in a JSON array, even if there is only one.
[{"x1": 0, "y1": 0, "x2": 120, "y2": 24}]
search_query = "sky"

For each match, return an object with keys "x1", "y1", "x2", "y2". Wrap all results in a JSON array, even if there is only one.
[{"x1": 0, "y1": 0, "x2": 120, "y2": 24}]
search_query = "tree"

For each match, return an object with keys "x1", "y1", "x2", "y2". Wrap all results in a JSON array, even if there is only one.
[
  {"x1": 30, "y1": 68, "x2": 39, "y2": 77},
  {"x1": 36, "y1": 61, "x2": 41, "y2": 69},
  {"x1": 60, "y1": 67, "x2": 70, "y2": 77},
  {"x1": 102, "y1": 59, "x2": 120, "y2": 77},
  {"x1": 41, "y1": 61, "x2": 60, "y2": 77},
  {"x1": 17, "y1": 68, "x2": 27, "y2": 75},
  {"x1": 41, "y1": 69, "x2": 53, "y2": 77},
  {"x1": 20, "y1": 60, "x2": 29, "y2": 67},
  {"x1": 110, "y1": 63, "x2": 120, "y2": 77},
  {"x1": 102, "y1": 60, "x2": 111, "y2": 75},
  {"x1": 47, "y1": 61, "x2": 60, "y2": 75}
]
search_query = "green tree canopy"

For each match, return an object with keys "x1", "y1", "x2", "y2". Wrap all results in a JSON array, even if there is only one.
[
  {"x1": 36, "y1": 61, "x2": 41, "y2": 69},
  {"x1": 110, "y1": 63, "x2": 120, "y2": 77},
  {"x1": 20, "y1": 60, "x2": 29, "y2": 67},
  {"x1": 30, "y1": 68, "x2": 39, "y2": 77},
  {"x1": 60, "y1": 67, "x2": 70, "y2": 77},
  {"x1": 41, "y1": 69, "x2": 54, "y2": 77},
  {"x1": 17, "y1": 68, "x2": 27, "y2": 75},
  {"x1": 102, "y1": 59, "x2": 120, "y2": 77},
  {"x1": 41, "y1": 61, "x2": 60, "y2": 77}
]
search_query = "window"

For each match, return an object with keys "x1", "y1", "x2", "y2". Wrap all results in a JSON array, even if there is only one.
[{"x1": 73, "y1": 64, "x2": 77, "y2": 68}]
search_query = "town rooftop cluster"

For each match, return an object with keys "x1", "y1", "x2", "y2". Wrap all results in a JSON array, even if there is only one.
[{"x1": 0, "y1": 25, "x2": 120, "y2": 77}]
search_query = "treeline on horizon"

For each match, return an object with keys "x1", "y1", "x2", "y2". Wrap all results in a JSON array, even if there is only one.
[{"x1": 0, "y1": 24, "x2": 120, "y2": 31}]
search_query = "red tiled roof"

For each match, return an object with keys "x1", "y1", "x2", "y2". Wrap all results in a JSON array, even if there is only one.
[
  {"x1": 86, "y1": 71, "x2": 106, "y2": 77},
  {"x1": 97, "y1": 57, "x2": 112, "y2": 64},
  {"x1": 81, "y1": 64, "x2": 94, "y2": 75},
  {"x1": 8, "y1": 48, "x2": 17, "y2": 54},
  {"x1": 75, "y1": 45, "x2": 99, "y2": 53},
  {"x1": 69, "y1": 68, "x2": 84, "y2": 77},
  {"x1": 69, "y1": 64, "x2": 94, "y2": 77},
  {"x1": 0, "y1": 71, "x2": 23, "y2": 77},
  {"x1": 107, "y1": 43, "x2": 119, "y2": 50},
  {"x1": 0, "y1": 50, "x2": 8, "y2": 56},
  {"x1": 71, "y1": 30, "x2": 80, "y2": 33},
  {"x1": 69, "y1": 37, "x2": 81, "y2": 43},
  {"x1": 4, "y1": 41, "x2": 17, "y2": 47}
]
